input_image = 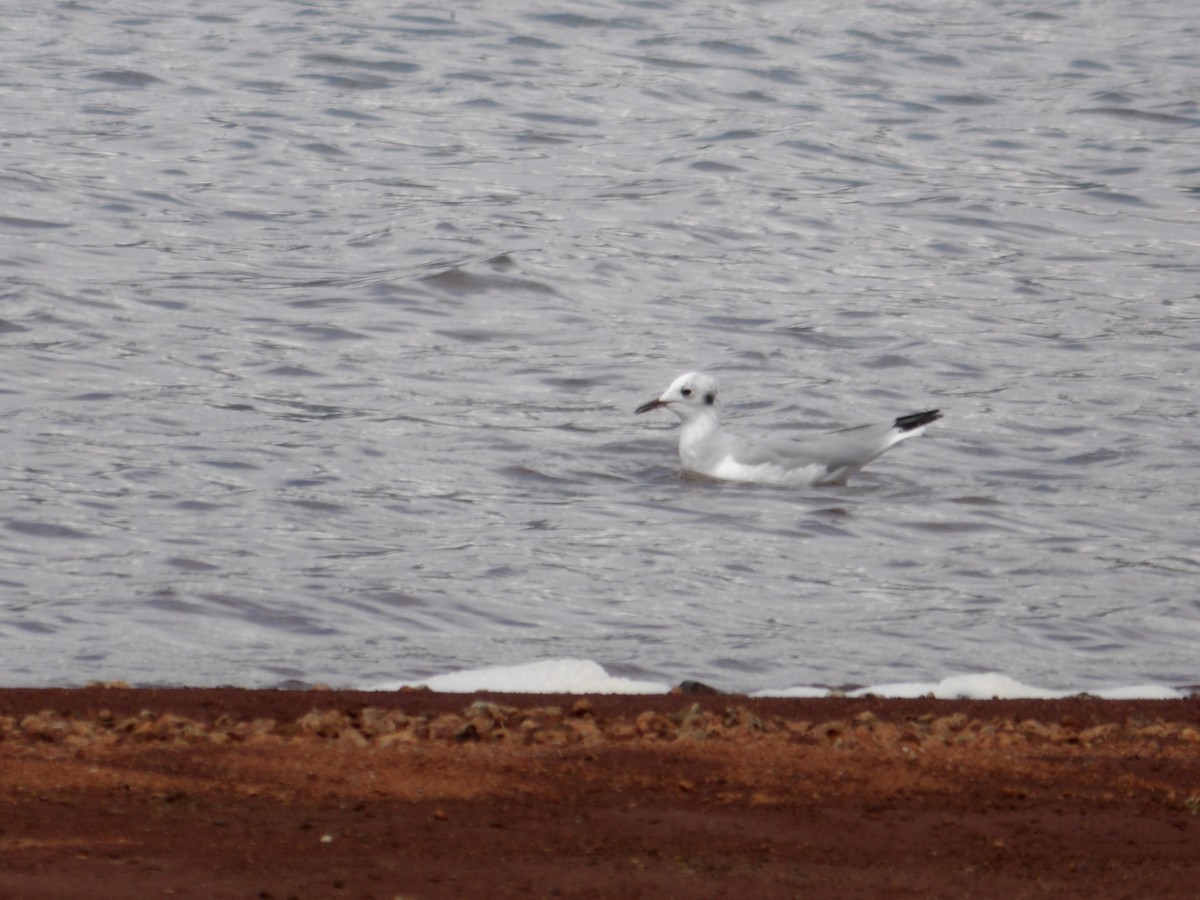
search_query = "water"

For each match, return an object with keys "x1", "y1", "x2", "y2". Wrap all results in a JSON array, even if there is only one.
[{"x1": 2, "y1": 0, "x2": 1198, "y2": 692}]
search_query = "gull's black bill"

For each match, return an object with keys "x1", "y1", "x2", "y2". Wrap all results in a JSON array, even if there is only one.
[{"x1": 635, "y1": 398, "x2": 667, "y2": 414}]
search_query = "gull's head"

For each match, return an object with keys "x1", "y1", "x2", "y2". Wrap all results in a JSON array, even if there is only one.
[{"x1": 635, "y1": 371, "x2": 719, "y2": 421}]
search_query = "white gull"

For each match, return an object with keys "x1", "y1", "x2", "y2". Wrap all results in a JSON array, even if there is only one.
[{"x1": 635, "y1": 371, "x2": 942, "y2": 486}]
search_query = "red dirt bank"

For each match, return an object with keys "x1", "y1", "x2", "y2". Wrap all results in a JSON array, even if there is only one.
[{"x1": 1, "y1": 686, "x2": 1198, "y2": 899}]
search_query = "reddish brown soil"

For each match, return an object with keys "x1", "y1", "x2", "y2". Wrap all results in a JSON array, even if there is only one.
[{"x1": 1, "y1": 686, "x2": 1198, "y2": 899}]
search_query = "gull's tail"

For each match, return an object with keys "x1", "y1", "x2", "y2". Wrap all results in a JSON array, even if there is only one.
[{"x1": 894, "y1": 410, "x2": 942, "y2": 433}]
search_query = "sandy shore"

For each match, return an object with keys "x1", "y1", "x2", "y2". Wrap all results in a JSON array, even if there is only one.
[{"x1": 1, "y1": 686, "x2": 1198, "y2": 898}]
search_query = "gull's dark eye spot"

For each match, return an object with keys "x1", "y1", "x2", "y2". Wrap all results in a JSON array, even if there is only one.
[
  {"x1": 680, "y1": 388, "x2": 692, "y2": 397},
  {"x1": 704, "y1": 392, "x2": 715, "y2": 405}
]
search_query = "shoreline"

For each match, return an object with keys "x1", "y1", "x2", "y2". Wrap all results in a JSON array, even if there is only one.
[{"x1": 3, "y1": 686, "x2": 1199, "y2": 898}]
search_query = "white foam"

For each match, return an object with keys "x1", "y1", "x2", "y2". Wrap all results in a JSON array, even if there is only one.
[
  {"x1": 852, "y1": 674, "x2": 1065, "y2": 700},
  {"x1": 749, "y1": 685, "x2": 830, "y2": 699},
  {"x1": 372, "y1": 660, "x2": 1186, "y2": 700},
  {"x1": 375, "y1": 659, "x2": 670, "y2": 695},
  {"x1": 756, "y1": 673, "x2": 1186, "y2": 701}
]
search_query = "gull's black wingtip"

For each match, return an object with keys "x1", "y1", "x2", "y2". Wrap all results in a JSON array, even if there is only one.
[{"x1": 894, "y1": 409, "x2": 943, "y2": 432}]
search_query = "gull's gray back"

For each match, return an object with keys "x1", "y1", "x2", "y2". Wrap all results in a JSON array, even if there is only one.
[{"x1": 730, "y1": 420, "x2": 899, "y2": 472}]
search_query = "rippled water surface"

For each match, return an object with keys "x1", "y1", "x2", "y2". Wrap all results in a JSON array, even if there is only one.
[{"x1": 2, "y1": 0, "x2": 1198, "y2": 690}]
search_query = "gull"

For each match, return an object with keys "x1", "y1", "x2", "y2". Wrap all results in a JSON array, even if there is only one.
[{"x1": 635, "y1": 371, "x2": 941, "y2": 486}]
